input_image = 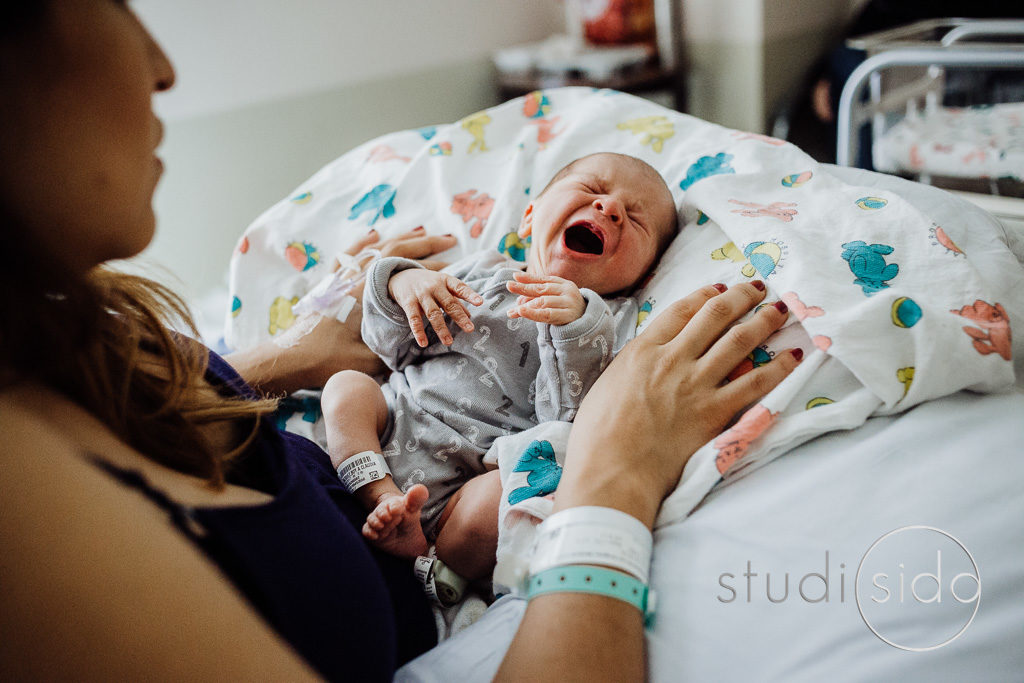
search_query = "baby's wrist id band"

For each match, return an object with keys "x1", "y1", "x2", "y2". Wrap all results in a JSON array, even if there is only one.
[
  {"x1": 336, "y1": 451, "x2": 390, "y2": 492},
  {"x1": 529, "y1": 506, "x2": 653, "y2": 583},
  {"x1": 527, "y1": 565, "x2": 655, "y2": 624}
]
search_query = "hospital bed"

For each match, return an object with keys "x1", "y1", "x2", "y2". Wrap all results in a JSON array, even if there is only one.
[
  {"x1": 223, "y1": 87, "x2": 1024, "y2": 680},
  {"x1": 836, "y1": 19, "x2": 1024, "y2": 233}
]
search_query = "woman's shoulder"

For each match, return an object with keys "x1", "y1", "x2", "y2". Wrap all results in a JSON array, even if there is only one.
[
  {"x1": 0, "y1": 385, "x2": 314, "y2": 679},
  {"x1": 1, "y1": 386, "x2": 89, "y2": 481},
  {"x1": 0, "y1": 383, "x2": 272, "y2": 507}
]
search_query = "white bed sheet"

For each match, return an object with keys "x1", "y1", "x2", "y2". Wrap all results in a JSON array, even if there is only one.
[
  {"x1": 400, "y1": 386, "x2": 1024, "y2": 682},
  {"x1": 397, "y1": 167, "x2": 1024, "y2": 682}
]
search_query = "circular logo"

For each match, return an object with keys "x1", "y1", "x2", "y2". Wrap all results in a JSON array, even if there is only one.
[{"x1": 856, "y1": 526, "x2": 980, "y2": 651}]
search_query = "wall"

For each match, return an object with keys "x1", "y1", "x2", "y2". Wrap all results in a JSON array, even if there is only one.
[
  {"x1": 127, "y1": 0, "x2": 562, "y2": 302},
  {"x1": 681, "y1": 0, "x2": 869, "y2": 133},
  {"x1": 128, "y1": 0, "x2": 868, "y2": 303}
]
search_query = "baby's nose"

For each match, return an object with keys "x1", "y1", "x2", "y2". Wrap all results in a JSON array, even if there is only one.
[{"x1": 593, "y1": 197, "x2": 622, "y2": 223}]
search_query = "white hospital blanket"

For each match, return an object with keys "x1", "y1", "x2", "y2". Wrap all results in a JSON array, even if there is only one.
[
  {"x1": 874, "y1": 102, "x2": 1024, "y2": 181},
  {"x1": 226, "y1": 87, "x2": 1016, "y2": 531}
]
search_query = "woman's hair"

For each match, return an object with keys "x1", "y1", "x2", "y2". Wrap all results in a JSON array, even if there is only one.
[
  {"x1": 0, "y1": 0, "x2": 278, "y2": 486},
  {"x1": 0, "y1": 225, "x2": 278, "y2": 486}
]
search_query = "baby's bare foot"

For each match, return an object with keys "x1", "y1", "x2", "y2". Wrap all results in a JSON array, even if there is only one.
[{"x1": 362, "y1": 484, "x2": 430, "y2": 558}]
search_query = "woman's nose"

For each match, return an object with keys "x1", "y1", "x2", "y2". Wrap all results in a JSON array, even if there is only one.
[
  {"x1": 143, "y1": 25, "x2": 176, "y2": 92},
  {"x1": 593, "y1": 197, "x2": 623, "y2": 224}
]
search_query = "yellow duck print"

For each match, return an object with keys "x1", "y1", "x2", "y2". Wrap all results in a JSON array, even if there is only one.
[
  {"x1": 461, "y1": 111, "x2": 492, "y2": 154},
  {"x1": 897, "y1": 366, "x2": 915, "y2": 399},
  {"x1": 711, "y1": 241, "x2": 745, "y2": 263},
  {"x1": 616, "y1": 116, "x2": 674, "y2": 153},
  {"x1": 269, "y1": 296, "x2": 300, "y2": 336}
]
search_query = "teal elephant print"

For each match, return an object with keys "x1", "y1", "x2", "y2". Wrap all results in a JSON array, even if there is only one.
[
  {"x1": 507, "y1": 440, "x2": 562, "y2": 505},
  {"x1": 349, "y1": 184, "x2": 397, "y2": 226},
  {"x1": 840, "y1": 240, "x2": 899, "y2": 296}
]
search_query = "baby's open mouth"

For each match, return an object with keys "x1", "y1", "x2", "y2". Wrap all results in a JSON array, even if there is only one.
[{"x1": 564, "y1": 222, "x2": 605, "y2": 255}]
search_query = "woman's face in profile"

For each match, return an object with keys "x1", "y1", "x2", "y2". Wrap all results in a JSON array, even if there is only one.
[{"x1": 0, "y1": 0, "x2": 175, "y2": 274}]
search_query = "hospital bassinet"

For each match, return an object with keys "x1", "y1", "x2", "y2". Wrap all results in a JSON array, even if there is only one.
[{"x1": 836, "y1": 18, "x2": 1024, "y2": 212}]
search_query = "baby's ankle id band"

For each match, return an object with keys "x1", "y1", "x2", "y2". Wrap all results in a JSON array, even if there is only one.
[
  {"x1": 336, "y1": 451, "x2": 390, "y2": 492},
  {"x1": 414, "y1": 553, "x2": 468, "y2": 607}
]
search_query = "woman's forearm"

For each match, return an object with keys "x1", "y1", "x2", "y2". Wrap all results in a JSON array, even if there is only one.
[
  {"x1": 497, "y1": 592, "x2": 646, "y2": 681},
  {"x1": 224, "y1": 340, "x2": 318, "y2": 397},
  {"x1": 496, "y1": 470, "x2": 656, "y2": 682},
  {"x1": 224, "y1": 311, "x2": 385, "y2": 396}
]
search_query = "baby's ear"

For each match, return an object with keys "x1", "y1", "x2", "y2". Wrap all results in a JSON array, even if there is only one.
[{"x1": 517, "y1": 204, "x2": 533, "y2": 239}]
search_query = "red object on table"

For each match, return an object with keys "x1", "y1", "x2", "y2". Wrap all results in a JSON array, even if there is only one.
[{"x1": 580, "y1": 0, "x2": 656, "y2": 46}]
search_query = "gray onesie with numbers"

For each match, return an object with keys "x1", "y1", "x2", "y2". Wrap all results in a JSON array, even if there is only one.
[{"x1": 361, "y1": 252, "x2": 638, "y2": 537}]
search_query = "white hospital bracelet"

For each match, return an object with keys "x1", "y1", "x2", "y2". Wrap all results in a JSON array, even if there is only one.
[
  {"x1": 529, "y1": 506, "x2": 653, "y2": 583},
  {"x1": 336, "y1": 450, "x2": 391, "y2": 492}
]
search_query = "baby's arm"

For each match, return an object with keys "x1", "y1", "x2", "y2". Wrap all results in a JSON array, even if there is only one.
[
  {"x1": 361, "y1": 257, "x2": 482, "y2": 372},
  {"x1": 532, "y1": 292, "x2": 639, "y2": 423},
  {"x1": 388, "y1": 269, "x2": 483, "y2": 347}
]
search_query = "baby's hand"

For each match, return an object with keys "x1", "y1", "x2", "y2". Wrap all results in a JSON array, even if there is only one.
[
  {"x1": 388, "y1": 269, "x2": 484, "y2": 346},
  {"x1": 506, "y1": 272, "x2": 586, "y2": 326}
]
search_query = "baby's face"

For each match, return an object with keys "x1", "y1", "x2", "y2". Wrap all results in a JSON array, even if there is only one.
[{"x1": 520, "y1": 154, "x2": 676, "y2": 295}]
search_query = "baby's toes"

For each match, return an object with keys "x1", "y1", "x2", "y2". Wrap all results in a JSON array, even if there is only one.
[{"x1": 375, "y1": 503, "x2": 396, "y2": 525}]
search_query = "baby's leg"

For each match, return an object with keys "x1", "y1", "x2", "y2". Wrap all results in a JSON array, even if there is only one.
[
  {"x1": 322, "y1": 370, "x2": 428, "y2": 558},
  {"x1": 434, "y1": 469, "x2": 503, "y2": 580}
]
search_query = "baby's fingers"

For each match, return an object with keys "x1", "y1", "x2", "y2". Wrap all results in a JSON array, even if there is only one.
[
  {"x1": 446, "y1": 276, "x2": 484, "y2": 306},
  {"x1": 439, "y1": 294, "x2": 474, "y2": 334},
  {"x1": 420, "y1": 296, "x2": 455, "y2": 346},
  {"x1": 507, "y1": 279, "x2": 562, "y2": 297},
  {"x1": 400, "y1": 302, "x2": 430, "y2": 348},
  {"x1": 512, "y1": 271, "x2": 564, "y2": 285}
]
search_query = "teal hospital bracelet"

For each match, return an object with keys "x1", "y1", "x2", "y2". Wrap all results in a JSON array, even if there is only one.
[{"x1": 527, "y1": 565, "x2": 655, "y2": 626}]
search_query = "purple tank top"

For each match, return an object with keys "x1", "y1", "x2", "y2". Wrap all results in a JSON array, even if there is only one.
[{"x1": 92, "y1": 351, "x2": 436, "y2": 680}]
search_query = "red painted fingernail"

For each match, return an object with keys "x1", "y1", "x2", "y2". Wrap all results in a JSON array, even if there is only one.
[
  {"x1": 751, "y1": 280, "x2": 766, "y2": 291},
  {"x1": 773, "y1": 300, "x2": 788, "y2": 314},
  {"x1": 791, "y1": 348, "x2": 804, "y2": 361},
  {"x1": 368, "y1": 228, "x2": 378, "y2": 235},
  {"x1": 712, "y1": 283, "x2": 728, "y2": 293}
]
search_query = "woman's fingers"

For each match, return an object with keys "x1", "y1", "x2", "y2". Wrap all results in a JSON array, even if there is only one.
[
  {"x1": 344, "y1": 229, "x2": 382, "y2": 256},
  {"x1": 418, "y1": 259, "x2": 450, "y2": 272},
  {"x1": 381, "y1": 234, "x2": 458, "y2": 260},
  {"x1": 668, "y1": 282, "x2": 766, "y2": 356},
  {"x1": 718, "y1": 348, "x2": 803, "y2": 413},
  {"x1": 697, "y1": 300, "x2": 789, "y2": 383},
  {"x1": 638, "y1": 284, "x2": 726, "y2": 346}
]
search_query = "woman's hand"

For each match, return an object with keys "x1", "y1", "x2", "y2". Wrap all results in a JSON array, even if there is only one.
[
  {"x1": 499, "y1": 282, "x2": 800, "y2": 682},
  {"x1": 557, "y1": 282, "x2": 802, "y2": 527},
  {"x1": 226, "y1": 227, "x2": 458, "y2": 394}
]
